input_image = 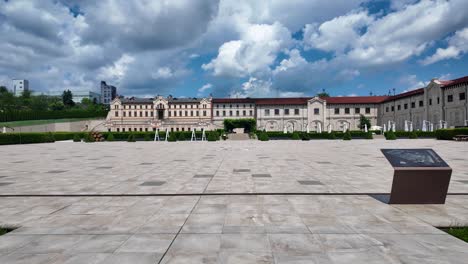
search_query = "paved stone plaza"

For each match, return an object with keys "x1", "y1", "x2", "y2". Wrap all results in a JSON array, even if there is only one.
[{"x1": 1, "y1": 139, "x2": 468, "y2": 263}]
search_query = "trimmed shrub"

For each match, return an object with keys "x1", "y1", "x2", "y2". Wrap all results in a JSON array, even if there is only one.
[
  {"x1": 385, "y1": 130, "x2": 397, "y2": 140},
  {"x1": 301, "y1": 132, "x2": 310, "y2": 141},
  {"x1": 46, "y1": 132, "x2": 55, "y2": 142},
  {"x1": 435, "y1": 128, "x2": 468, "y2": 140},
  {"x1": 291, "y1": 132, "x2": 301, "y2": 140},
  {"x1": 167, "y1": 133, "x2": 177, "y2": 142},
  {"x1": 73, "y1": 134, "x2": 81, "y2": 142},
  {"x1": 106, "y1": 133, "x2": 114, "y2": 141},
  {"x1": 365, "y1": 132, "x2": 373, "y2": 140},
  {"x1": 143, "y1": 134, "x2": 151, "y2": 141},
  {"x1": 177, "y1": 132, "x2": 186, "y2": 141},
  {"x1": 207, "y1": 131, "x2": 218, "y2": 141},
  {"x1": 409, "y1": 131, "x2": 418, "y2": 139},
  {"x1": 343, "y1": 130, "x2": 352, "y2": 140},
  {"x1": 258, "y1": 132, "x2": 269, "y2": 141},
  {"x1": 84, "y1": 133, "x2": 95, "y2": 143},
  {"x1": 127, "y1": 134, "x2": 136, "y2": 142},
  {"x1": 328, "y1": 132, "x2": 336, "y2": 140}
]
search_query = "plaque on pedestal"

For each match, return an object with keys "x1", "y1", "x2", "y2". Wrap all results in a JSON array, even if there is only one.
[{"x1": 381, "y1": 149, "x2": 452, "y2": 204}]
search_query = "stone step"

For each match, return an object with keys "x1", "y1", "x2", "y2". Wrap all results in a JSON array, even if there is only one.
[{"x1": 227, "y1": 133, "x2": 251, "y2": 140}]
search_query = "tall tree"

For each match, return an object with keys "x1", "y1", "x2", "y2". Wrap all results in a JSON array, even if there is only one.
[
  {"x1": 358, "y1": 114, "x2": 371, "y2": 130},
  {"x1": 62, "y1": 90, "x2": 75, "y2": 107}
]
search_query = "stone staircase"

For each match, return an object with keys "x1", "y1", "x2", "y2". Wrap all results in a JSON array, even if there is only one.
[{"x1": 227, "y1": 133, "x2": 251, "y2": 140}]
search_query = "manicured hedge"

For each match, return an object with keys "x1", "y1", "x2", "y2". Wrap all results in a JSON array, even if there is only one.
[
  {"x1": 0, "y1": 130, "x2": 221, "y2": 145},
  {"x1": 0, "y1": 109, "x2": 108, "y2": 122},
  {"x1": 435, "y1": 128, "x2": 468, "y2": 140},
  {"x1": 392, "y1": 131, "x2": 436, "y2": 138},
  {"x1": 255, "y1": 131, "x2": 370, "y2": 140},
  {"x1": 0, "y1": 132, "x2": 56, "y2": 145}
]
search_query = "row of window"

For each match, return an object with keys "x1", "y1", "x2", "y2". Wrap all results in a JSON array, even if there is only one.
[
  {"x1": 168, "y1": 110, "x2": 207, "y2": 117},
  {"x1": 334, "y1": 107, "x2": 371, "y2": 115},
  {"x1": 265, "y1": 108, "x2": 301, "y2": 116},
  {"x1": 169, "y1": 104, "x2": 208, "y2": 109},
  {"x1": 215, "y1": 110, "x2": 254, "y2": 117},
  {"x1": 386, "y1": 101, "x2": 424, "y2": 112},
  {"x1": 215, "y1": 104, "x2": 254, "y2": 109},
  {"x1": 446, "y1": 92, "x2": 466, "y2": 103},
  {"x1": 113, "y1": 127, "x2": 195, "y2": 132},
  {"x1": 115, "y1": 104, "x2": 208, "y2": 110},
  {"x1": 263, "y1": 107, "x2": 372, "y2": 116},
  {"x1": 385, "y1": 93, "x2": 466, "y2": 113},
  {"x1": 115, "y1": 110, "x2": 207, "y2": 117}
]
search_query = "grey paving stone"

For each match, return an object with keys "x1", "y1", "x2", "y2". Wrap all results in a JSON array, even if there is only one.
[
  {"x1": 233, "y1": 169, "x2": 250, "y2": 173},
  {"x1": 140, "y1": 181, "x2": 166, "y2": 186},
  {"x1": 252, "y1": 174, "x2": 272, "y2": 178},
  {"x1": 0, "y1": 182, "x2": 13, "y2": 186},
  {"x1": 95, "y1": 166, "x2": 113, "y2": 169},
  {"x1": 356, "y1": 165, "x2": 373, "y2": 168},
  {"x1": 316, "y1": 161, "x2": 332, "y2": 164},
  {"x1": 297, "y1": 180, "x2": 323, "y2": 185},
  {"x1": 46, "y1": 170, "x2": 68, "y2": 174},
  {"x1": 457, "y1": 180, "x2": 468, "y2": 184},
  {"x1": 194, "y1": 174, "x2": 214, "y2": 178},
  {"x1": 139, "y1": 163, "x2": 154, "y2": 165},
  {"x1": 116, "y1": 234, "x2": 174, "y2": 253}
]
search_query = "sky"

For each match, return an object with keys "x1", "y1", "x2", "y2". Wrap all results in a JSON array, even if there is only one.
[{"x1": 0, "y1": 0, "x2": 468, "y2": 98}]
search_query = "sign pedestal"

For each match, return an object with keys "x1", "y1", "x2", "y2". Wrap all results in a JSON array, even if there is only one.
[{"x1": 381, "y1": 149, "x2": 452, "y2": 204}]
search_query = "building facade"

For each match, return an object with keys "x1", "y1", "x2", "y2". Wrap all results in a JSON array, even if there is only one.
[
  {"x1": 106, "y1": 96, "x2": 213, "y2": 132},
  {"x1": 105, "y1": 76, "x2": 468, "y2": 132},
  {"x1": 12, "y1": 79, "x2": 29, "y2": 96},
  {"x1": 101, "y1": 81, "x2": 117, "y2": 105}
]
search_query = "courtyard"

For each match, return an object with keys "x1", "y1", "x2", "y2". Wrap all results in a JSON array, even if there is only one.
[{"x1": 0, "y1": 139, "x2": 468, "y2": 263}]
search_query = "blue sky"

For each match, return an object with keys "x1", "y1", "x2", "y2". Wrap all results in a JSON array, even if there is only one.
[{"x1": 0, "y1": 0, "x2": 467, "y2": 98}]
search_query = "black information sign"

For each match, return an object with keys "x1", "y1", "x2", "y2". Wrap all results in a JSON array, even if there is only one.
[{"x1": 381, "y1": 149, "x2": 449, "y2": 168}]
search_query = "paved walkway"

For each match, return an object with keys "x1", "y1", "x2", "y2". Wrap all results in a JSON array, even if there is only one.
[
  {"x1": 0, "y1": 140, "x2": 467, "y2": 195},
  {"x1": 0, "y1": 140, "x2": 468, "y2": 263}
]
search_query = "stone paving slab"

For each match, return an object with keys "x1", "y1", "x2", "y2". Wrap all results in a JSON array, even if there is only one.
[
  {"x1": 0, "y1": 140, "x2": 468, "y2": 195},
  {"x1": 1, "y1": 195, "x2": 468, "y2": 263},
  {"x1": 1, "y1": 140, "x2": 468, "y2": 263}
]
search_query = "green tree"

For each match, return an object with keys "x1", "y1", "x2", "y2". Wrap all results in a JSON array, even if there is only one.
[
  {"x1": 358, "y1": 114, "x2": 371, "y2": 130},
  {"x1": 62, "y1": 90, "x2": 75, "y2": 107},
  {"x1": 30, "y1": 95, "x2": 49, "y2": 111},
  {"x1": 317, "y1": 92, "x2": 330, "y2": 97},
  {"x1": 0, "y1": 87, "x2": 16, "y2": 110}
]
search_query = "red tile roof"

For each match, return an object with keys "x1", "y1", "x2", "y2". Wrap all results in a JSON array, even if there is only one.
[
  {"x1": 254, "y1": 97, "x2": 310, "y2": 105},
  {"x1": 324, "y1": 96, "x2": 389, "y2": 104},
  {"x1": 441, "y1": 75, "x2": 468, "y2": 88},
  {"x1": 212, "y1": 98, "x2": 256, "y2": 103},
  {"x1": 214, "y1": 96, "x2": 393, "y2": 105},
  {"x1": 383, "y1": 88, "x2": 425, "y2": 102}
]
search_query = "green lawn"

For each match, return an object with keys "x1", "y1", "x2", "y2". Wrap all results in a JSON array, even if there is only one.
[
  {"x1": 0, "y1": 118, "x2": 101, "y2": 128},
  {"x1": 443, "y1": 227, "x2": 468, "y2": 242},
  {"x1": 0, "y1": 227, "x2": 14, "y2": 236}
]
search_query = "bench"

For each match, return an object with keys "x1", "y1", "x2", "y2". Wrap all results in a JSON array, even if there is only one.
[{"x1": 453, "y1": 135, "x2": 468, "y2": 141}]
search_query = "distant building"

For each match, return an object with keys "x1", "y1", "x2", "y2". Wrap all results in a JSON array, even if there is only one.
[
  {"x1": 72, "y1": 91, "x2": 101, "y2": 104},
  {"x1": 101, "y1": 81, "x2": 117, "y2": 105},
  {"x1": 105, "y1": 75, "x2": 468, "y2": 132},
  {"x1": 13, "y1": 79, "x2": 29, "y2": 96},
  {"x1": 42, "y1": 90, "x2": 101, "y2": 104}
]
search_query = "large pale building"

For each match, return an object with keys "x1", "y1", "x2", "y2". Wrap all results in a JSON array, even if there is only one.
[
  {"x1": 105, "y1": 76, "x2": 468, "y2": 132},
  {"x1": 12, "y1": 79, "x2": 29, "y2": 96}
]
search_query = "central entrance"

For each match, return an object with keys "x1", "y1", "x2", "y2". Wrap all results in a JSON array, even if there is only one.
[{"x1": 157, "y1": 109, "x2": 164, "y2": 120}]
